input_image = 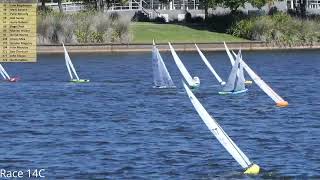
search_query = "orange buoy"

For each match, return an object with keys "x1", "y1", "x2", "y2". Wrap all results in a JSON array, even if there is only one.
[{"x1": 276, "y1": 101, "x2": 289, "y2": 107}]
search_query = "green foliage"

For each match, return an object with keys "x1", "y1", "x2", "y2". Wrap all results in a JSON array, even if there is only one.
[
  {"x1": 218, "y1": 0, "x2": 247, "y2": 11},
  {"x1": 185, "y1": 12, "x2": 192, "y2": 23},
  {"x1": 249, "y1": 0, "x2": 275, "y2": 9},
  {"x1": 230, "y1": 13, "x2": 320, "y2": 46},
  {"x1": 206, "y1": 11, "x2": 248, "y2": 33},
  {"x1": 37, "y1": 11, "x2": 131, "y2": 44}
]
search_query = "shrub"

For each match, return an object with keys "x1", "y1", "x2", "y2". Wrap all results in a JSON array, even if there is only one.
[
  {"x1": 205, "y1": 11, "x2": 248, "y2": 33},
  {"x1": 191, "y1": 16, "x2": 204, "y2": 23},
  {"x1": 131, "y1": 11, "x2": 150, "y2": 22},
  {"x1": 37, "y1": 11, "x2": 131, "y2": 44},
  {"x1": 185, "y1": 12, "x2": 192, "y2": 23},
  {"x1": 153, "y1": 16, "x2": 166, "y2": 23},
  {"x1": 268, "y1": 6, "x2": 278, "y2": 15},
  {"x1": 229, "y1": 13, "x2": 320, "y2": 46}
]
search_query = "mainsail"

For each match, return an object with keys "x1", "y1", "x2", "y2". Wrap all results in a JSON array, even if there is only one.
[
  {"x1": 62, "y1": 43, "x2": 80, "y2": 80},
  {"x1": 168, "y1": 42, "x2": 195, "y2": 87},
  {"x1": 223, "y1": 51, "x2": 246, "y2": 92},
  {"x1": 183, "y1": 82, "x2": 259, "y2": 174},
  {"x1": 152, "y1": 41, "x2": 175, "y2": 88},
  {"x1": 195, "y1": 44, "x2": 225, "y2": 85},
  {"x1": 0, "y1": 64, "x2": 10, "y2": 80},
  {"x1": 234, "y1": 60, "x2": 246, "y2": 92}
]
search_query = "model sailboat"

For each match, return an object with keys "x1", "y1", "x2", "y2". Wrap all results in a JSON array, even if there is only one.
[
  {"x1": 0, "y1": 64, "x2": 18, "y2": 82},
  {"x1": 219, "y1": 51, "x2": 247, "y2": 94},
  {"x1": 195, "y1": 44, "x2": 225, "y2": 86},
  {"x1": 168, "y1": 42, "x2": 200, "y2": 89},
  {"x1": 183, "y1": 81, "x2": 260, "y2": 175},
  {"x1": 152, "y1": 41, "x2": 175, "y2": 88},
  {"x1": 224, "y1": 43, "x2": 288, "y2": 107},
  {"x1": 223, "y1": 42, "x2": 252, "y2": 85},
  {"x1": 62, "y1": 43, "x2": 90, "y2": 83}
]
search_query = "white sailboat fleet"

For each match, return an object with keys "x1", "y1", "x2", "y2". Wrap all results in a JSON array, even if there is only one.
[
  {"x1": 63, "y1": 43, "x2": 90, "y2": 83},
  {"x1": 150, "y1": 41, "x2": 289, "y2": 175},
  {"x1": 0, "y1": 64, "x2": 18, "y2": 82}
]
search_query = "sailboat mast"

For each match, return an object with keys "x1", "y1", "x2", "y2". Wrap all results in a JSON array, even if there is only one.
[
  {"x1": 168, "y1": 42, "x2": 194, "y2": 86},
  {"x1": 195, "y1": 44, "x2": 224, "y2": 84},
  {"x1": 63, "y1": 43, "x2": 80, "y2": 80}
]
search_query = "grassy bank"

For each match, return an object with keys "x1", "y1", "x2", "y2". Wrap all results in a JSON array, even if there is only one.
[{"x1": 131, "y1": 22, "x2": 246, "y2": 43}]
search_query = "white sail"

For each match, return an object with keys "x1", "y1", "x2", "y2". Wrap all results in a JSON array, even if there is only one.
[
  {"x1": 183, "y1": 82, "x2": 252, "y2": 169},
  {"x1": 195, "y1": 44, "x2": 224, "y2": 85},
  {"x1": 231, "y1": 50, "x2": 285, "y2": 103},
  {"x1": 0, "y1": 65, "x2": 7, "y2": 80},
  {"x1": 152, "y1": 41, "x2": 175, "y2": 88},
  {"x1": 0, "y1": 64, "x2": 11, "y2": 80},
  {"x1": 223, "y1": 51, "x2": 241, "y2": 92},
  {"x1": 0, "y1": 70, "x2": 6, "y2": 80},
  {"x1": 224, "y1": 42, "x2": 236, "y2": 65},
  {"x1": 168, "y1": 42, "x2": 195, "y2": 86},
  {"x1": 62, "y1": 43, "x2": 80, "y2": 80},
  {"x1": 234, "y1": 58, "x2": 246, "y2": 92}
]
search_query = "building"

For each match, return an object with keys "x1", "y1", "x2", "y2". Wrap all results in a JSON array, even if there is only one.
[{"x1": 287, "y1": 0, "x2": 320, "y2": 14}]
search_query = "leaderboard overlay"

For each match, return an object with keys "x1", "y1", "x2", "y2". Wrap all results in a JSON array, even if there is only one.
[{"x1": 0, "y1": 0, "x2": 36, "y2": 62}]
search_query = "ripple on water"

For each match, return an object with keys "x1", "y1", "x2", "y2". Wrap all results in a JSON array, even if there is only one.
[{"x1": 0, "y1": 51, "x2": 319, "y2": 178}]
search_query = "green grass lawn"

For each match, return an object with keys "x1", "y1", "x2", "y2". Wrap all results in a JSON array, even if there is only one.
[{"x1": 131, "y1": 22, "x2": 247, "y2": 43}]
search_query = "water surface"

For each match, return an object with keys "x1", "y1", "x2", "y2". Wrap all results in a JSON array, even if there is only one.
[{"x1": 0, "y1": 50, "x2": 319, "y2": 179}]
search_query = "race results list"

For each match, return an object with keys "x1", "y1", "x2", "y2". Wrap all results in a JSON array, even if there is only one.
[{"x1": 0, "y1": 0, "x2": 36, "y2": 62}]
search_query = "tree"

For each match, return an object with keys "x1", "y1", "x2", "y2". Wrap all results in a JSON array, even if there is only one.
[
  {"x1": 219, "y1": 0, "x2": 247, "y2": 12},
  {"x1": 293, "y1": 0, "x2": 307, "y2": 17},
  {"x1": 199, "y1": 0, "x2": 219, "y2": 19},
  {"x1": 249, "y1": 0, "x2": 276, "y2": 9},
  {"x1": 58, "y1": 0, "x2": 64, "y2": 13},
  {"x1": 41, "y1": 0, "x2": 46, "y2": 10}
]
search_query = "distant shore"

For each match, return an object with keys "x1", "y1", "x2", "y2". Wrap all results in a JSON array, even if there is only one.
[{"x1": 37, "y1": 42, "x2": 320, "y2": 53}]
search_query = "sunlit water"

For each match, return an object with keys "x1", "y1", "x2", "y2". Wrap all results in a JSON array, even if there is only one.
[{"x1": 0, "y1": 50, "x2": 319, "y2": 179}]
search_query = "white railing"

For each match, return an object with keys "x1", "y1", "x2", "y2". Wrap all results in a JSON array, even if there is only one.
[
  {"x1": 308, "y1": 0, "x2": 320, "y2": 9},
  {"x1": 153, "y1": 2, "x2": 199, "y2": 10},
  {"x1": 37, "y1": 2, "x2": 86, "y2": 12},
  {"x1": 108, "y1": 3, "x2": 141, "y2": 11},
  {"x1": 38, "y1": 0, "x2": 199, "y2": 13}
]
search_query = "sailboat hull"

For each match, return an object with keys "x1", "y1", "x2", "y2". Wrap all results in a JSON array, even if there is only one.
[
  {"x1": 70, "y1": 79, "x2": 90, "y2": 83},
  {"x1": 6, "y1": 77, "x2": 18, "y2": 82},
  {"x1": 189, "y1": 84, "x2": 200, "y2": 90},
  {"x1": 218, "y1": 88, "x2": 248, "y2": 95},
  {"x1": 153, "y1": 85, "x2": 176, "y2": 89}
]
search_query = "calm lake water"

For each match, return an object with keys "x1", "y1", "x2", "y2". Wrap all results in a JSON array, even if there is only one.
[{"x1": 0, "y1": 50, "x2": 319, "y2": 179}]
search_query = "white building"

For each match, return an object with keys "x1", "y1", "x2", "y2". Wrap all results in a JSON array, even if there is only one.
[{"x1": 287, "y1": 0, "x2": 320, "y2": 10}]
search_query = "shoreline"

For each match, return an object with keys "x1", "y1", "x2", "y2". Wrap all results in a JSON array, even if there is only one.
[{"x1": 37, "y1": 42, "x2": 320, "y2": 53}]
